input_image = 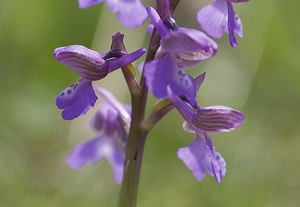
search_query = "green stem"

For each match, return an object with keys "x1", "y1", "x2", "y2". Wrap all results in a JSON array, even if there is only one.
[
  {"x1": 118, "y1": 30, "x2": 160, "y2": 207},
  {"x1": 118, "y1": 92, "x2": 148, "y2": 207},
  {"x1": 118, "y1": 1, "x2": 181, "y2": 206}
]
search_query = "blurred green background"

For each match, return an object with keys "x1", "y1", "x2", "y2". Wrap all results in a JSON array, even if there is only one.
[{"x1": 0, "y1": 0, "x2": 299, "y2": 206}]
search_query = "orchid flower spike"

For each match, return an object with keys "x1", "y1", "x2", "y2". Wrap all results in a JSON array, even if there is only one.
[{"x1": 197, "y1": 0, "x2": 250, "y2": 47}]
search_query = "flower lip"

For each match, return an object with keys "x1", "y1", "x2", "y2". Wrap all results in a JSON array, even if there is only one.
[
  {"x1": 66, "y1": 135, "x2": 124, "y2": 184},
  {"x1": 177, "y1": 133, "x2": 226, "y2": 183},
  {"x1": 56, "y1": 79, "x2": 98, "y2": 120}
]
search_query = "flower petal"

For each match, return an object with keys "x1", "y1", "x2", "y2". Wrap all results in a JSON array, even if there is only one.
[
  {"x1": 162, "y1": 28, "x2": 218, "y2": 62},
  {"x1": 192, "y1": 106, "x2": 244, "y2": 133},
  {"x1": 66, "y1": 135, "x2": 124, "y2": 184},
  {"x1": 54, "y1": 45, "x2": 107, "y2": 80},
  {"x1": 56, "y1": 79, "x2": 97, "y2": 120},
  {"x1": 194, "y1": 72, "x2": 206, "y2": 91},
  {"x1": 78, "y1": 0, "x2": 104, "y2": 8},
  {"x1": 177, "y1": 135, "x2": 214, "y2": 181},
  {"x1": 178, "y1": 133, "x2": 226, "y2": 183},
  {"x1": 197, "y1": 0, "x2": 228, "y2": 38},
  {"x1": 146, "y1": 7, "x2": 170, "y2": 37},
  {"x1": 168, "y1": 87, "x2": 244, "y2": 133},
  {"x1": 107, "y1": 48, "x2": 146, "y2": 73},
  {"x1": 106, "y1": 0, "x2": 147, "y2": 28},
  {"x1": 144, "y1": 54, "x2": 196, "y2": 99},
  {"x1": 66, "y1": 137, "x2": 103, "y2": 170}
]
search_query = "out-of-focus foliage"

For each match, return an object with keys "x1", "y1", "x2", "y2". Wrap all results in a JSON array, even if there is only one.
[{"x1": 0, "y1": 0, "x2": 299, "y2": 206}]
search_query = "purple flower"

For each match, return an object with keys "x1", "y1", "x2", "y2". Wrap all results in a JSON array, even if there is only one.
[
  {"x1": 78, "y1": 0, "x2": 147, "y2": 28},
  {"x1": 166, "y1": 78, "x2": 244, "y2": 183},
  {"x1": 197, "y1": 0, "x2": 249, "y2": 47},
  {"x1": 177, "y1": 132, "x2": 226, "y2": 183},
  {"x1": 144, "y1": 7, "x2": 217, "y2": 100},
  {"x1": 147, "y1": 7, "x2": 218, "y2": 65},
  {"x1": 55, "y1": 43, "x2": 145, "y2": 120},
  {"x1": 66, "y1": 87, "x2": 131, "y2": 184}
]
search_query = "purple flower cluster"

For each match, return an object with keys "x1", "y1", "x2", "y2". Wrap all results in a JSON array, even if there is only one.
[{"x1": 54, "y1": 0, "x2": 249, "y2": 187}]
